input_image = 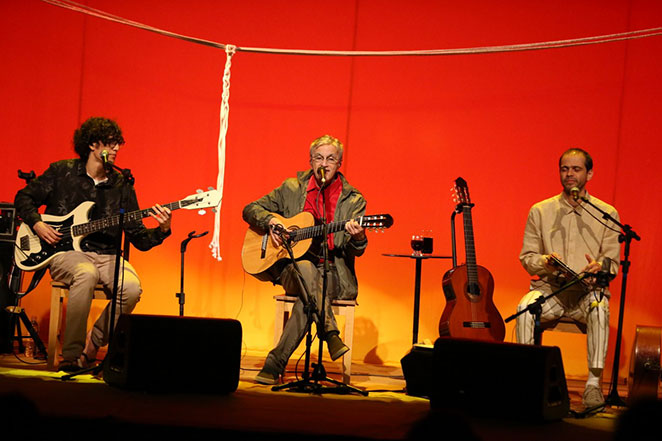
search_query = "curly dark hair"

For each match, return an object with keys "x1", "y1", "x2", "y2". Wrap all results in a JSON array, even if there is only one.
[{"x1": 73, "y1": 117, "x2": 125, "y2": 161}]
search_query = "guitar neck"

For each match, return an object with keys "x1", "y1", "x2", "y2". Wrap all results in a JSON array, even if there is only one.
[
  {"x1": 72, "y1": 200, "x2": 183, "y2": 237},
  {"x1": 462, "y1": 205, "x2": 479, "y2": 284},
  {"x1": 290, "y1": 217, "x2": 358, "y2": 241}
]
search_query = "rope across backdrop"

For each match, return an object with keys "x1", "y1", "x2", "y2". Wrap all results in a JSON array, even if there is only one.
[{"x1": 41, "y1": 0, "x2": 662, "y2": 259}]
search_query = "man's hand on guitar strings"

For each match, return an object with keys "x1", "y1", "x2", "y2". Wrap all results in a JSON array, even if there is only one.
[
  {"x1": 34, "y1": 221, "x2": 62, "y2": 245},
  {"x1": 148, "y1": 204, "x2": 172, "y2": 233},
  {"x1": 268, "y1": 218, "x2": 289, "y2": 247},
  {"x1": 345, "y1": 219, "x2": 366, "y2": 241}
]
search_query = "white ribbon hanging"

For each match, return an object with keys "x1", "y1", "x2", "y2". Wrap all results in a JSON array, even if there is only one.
[{"x1": 209, "y1": 44, "x2": 236, "y2": 261}]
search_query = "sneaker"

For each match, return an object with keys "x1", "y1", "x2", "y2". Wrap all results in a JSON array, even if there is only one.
[
  {"x1": 326, "y1": 333, "x2": 349, "y2": 361},
  {"x1": 582, "y1": 384, "x2": 605, "y2": 408},
  {"x1": 255, "y1": 367, "x2": 280, "y2": 385}
]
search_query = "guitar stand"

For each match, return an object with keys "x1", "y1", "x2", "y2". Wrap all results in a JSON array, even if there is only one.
[
  {"x1": 8, "y1": 304, "x2": 47, "y2": 359},
  {"x1": 4, "y1": 261, "x2": 46, "y2": 361},
  {"x1": 270, "y1": 232, "x2": 367, "y2": 396}
]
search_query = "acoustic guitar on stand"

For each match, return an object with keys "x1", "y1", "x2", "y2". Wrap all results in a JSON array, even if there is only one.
[{"x1": 438, "y1": 177, "x2": 505, "y2": 341}]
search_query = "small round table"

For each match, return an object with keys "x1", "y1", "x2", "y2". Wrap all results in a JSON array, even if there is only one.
[{"x1": 382, "y1": 253, "x2": 452, "y2": 345}]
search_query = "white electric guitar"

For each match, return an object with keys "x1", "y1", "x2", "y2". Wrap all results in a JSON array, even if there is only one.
[{"x1": 14, "y1": 189, "x2": 221, "y2": 272}]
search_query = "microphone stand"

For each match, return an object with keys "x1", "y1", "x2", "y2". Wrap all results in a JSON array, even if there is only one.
[
  {"x1": 63, "y1": 161, "x2": 133, "y2": 380},
  {"x1": 176, "y1": 231, "x2": 208, "y2": 316},
  {"x1": 505, "y1": 274, "x2": 591, "y2": 345},
  {"x1": 271, "y1": 232, "x2": 322, "y2": 392},
  {"x1": 577, "y1": 195, "x2": 640, "y2": 407}
]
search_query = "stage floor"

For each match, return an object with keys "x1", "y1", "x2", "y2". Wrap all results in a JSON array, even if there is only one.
[
  {"x1": 0, "y1": 350, "x2": 633, "y2": 440},
  {"x1": 0, "y1": 354, "x2": 625, "y2": 441}
]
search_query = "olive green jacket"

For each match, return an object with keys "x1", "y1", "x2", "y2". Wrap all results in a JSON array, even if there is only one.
[{"x1": 242, "y1": 170, "x2": 367, "y2": 300}]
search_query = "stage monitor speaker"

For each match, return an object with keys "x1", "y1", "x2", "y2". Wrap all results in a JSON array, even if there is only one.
[
  {"x1": 401, "y1": 344, "x2": 435, "y2": 398},
  {"x1": 429, "y1": 338, "x2": 570, "y2": 421},
  {"x1": 103, "y1": 314, "x2": 242, "y2": 394}
]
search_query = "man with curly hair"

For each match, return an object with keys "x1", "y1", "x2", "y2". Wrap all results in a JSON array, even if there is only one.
[{"x1": 15, "y1": 117, "x2": 173, "y2": 372}]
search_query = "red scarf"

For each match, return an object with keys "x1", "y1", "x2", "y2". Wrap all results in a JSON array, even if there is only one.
[{"x1": 303, "y1": 174, "x2": 342, "y2": 250}]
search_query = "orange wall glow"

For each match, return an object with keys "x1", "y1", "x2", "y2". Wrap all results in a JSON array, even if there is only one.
[{"x1": 2, "y1": 0, "x2": 662, "y2": 383}]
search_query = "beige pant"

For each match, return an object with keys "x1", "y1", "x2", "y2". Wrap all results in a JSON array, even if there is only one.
[
  {"x1": 49, "y1": 251, "x2": 142, "y2": 361},
  {"x1": 516, "y1": 287, "x2": 609, "y2": 369}
]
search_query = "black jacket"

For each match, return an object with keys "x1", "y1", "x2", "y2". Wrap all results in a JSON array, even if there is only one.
[{"x1": 15, "y1": 159, "x2": 169, "y2": 254}]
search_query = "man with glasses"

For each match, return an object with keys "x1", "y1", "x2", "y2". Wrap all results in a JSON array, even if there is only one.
[
  {"x1": 14, "y1": 117, "x2": 172, "y2": 372},
  {"x1": 243, "y1": 134, "x2": 367, "y2": 385}
]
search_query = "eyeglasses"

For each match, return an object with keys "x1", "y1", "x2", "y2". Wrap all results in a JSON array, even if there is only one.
[
  {"x1": 100, "y1": 141, "x2": 122, "y2": 150},
  {"x1": 312, "y1": 155, "x2": 338, "y2": 164}
]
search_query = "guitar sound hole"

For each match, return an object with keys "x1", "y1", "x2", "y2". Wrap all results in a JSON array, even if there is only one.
[{"x1": 467, "y1": 283, "x2": 481, "y2": 296}]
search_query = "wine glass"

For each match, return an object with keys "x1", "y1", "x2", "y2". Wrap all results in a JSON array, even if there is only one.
[
  {"x1": 421, "y1": 229, "x2": 433, "y2": 254},
  {"x1": 411, "y1": 235, "x2": 424, "y2": 257}
]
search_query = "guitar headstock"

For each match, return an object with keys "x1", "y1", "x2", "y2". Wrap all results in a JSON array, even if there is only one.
[
  {"x1": 181, "y1": 188, "x2": 222, "y2": 213},
  {"x1": 452, "y1": 177, "x2": 472, "y2": 209},
  {"x1": 361, "y1": 214, "x2": 394, "y2": 232}
]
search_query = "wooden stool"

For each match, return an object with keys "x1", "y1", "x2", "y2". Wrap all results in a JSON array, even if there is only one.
[
  {"x1": 273, "y1": 294, "x2": 357, "y2": 383},
  {"x1": 48, "y1": 281, "x2": 109, "y2": 370},
  {"x1": 540, "y1": 316, "x2": 587, "y2": 338}
]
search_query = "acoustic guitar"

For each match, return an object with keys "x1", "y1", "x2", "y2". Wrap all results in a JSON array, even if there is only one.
[
  {"x1": 438, "y1": 177, "x2": 505, "y2": 341},
  {"x1": 628, "y1": 326, "x2": 661, "y2": 403},
  {"x1": 242, "y1": 211, "x2": 393, "y2": 281}
]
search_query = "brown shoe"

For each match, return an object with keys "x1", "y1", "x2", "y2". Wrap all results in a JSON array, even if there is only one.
[
  {"x1": 255, "y1": 367, "x2": 280, "y2": 385},
  {"x1": 326, "y1": 333, "x2": 349, "y2": 361}
]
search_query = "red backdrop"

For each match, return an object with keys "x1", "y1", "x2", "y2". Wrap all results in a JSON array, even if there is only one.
[{"x1": 2, "y1": 0, "x2": 661, "y2": 380}]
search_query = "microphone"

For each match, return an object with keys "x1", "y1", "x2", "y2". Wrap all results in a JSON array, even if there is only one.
[
  {"x1": 101, "y1": 150, "x2": 110, "y2": 164},
  {"x1": 595, "y1": 258, "x2": 615, "y2": 289},
  {"x1": 570, "y1": 187, "x2": 580, "y2": 202},
  {"x1": 318, "y1": 166, "x2": 326, "y2": 184}
]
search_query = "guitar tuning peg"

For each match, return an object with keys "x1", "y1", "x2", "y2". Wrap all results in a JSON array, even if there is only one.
[
  {"x1": 196, "y1": 189, "x2": 203, "y2": 194},
  {"x1": 208, "y1": 186, "x2": 215, "y2": 191},
  {"x1": 198, "y1": 209, "x2": 206, "y2": 215}
]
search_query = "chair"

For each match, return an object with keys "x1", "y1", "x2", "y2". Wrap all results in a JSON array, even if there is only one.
[
  {"x1": 273, "y1": 294, "x2": 357, "y2": 383},
  {"x1": 540, "y1": 316, "x2": 587, "y2": 337},
  {"x1": 48, "y1": 281, "x2": 109, "y2": 370}
]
